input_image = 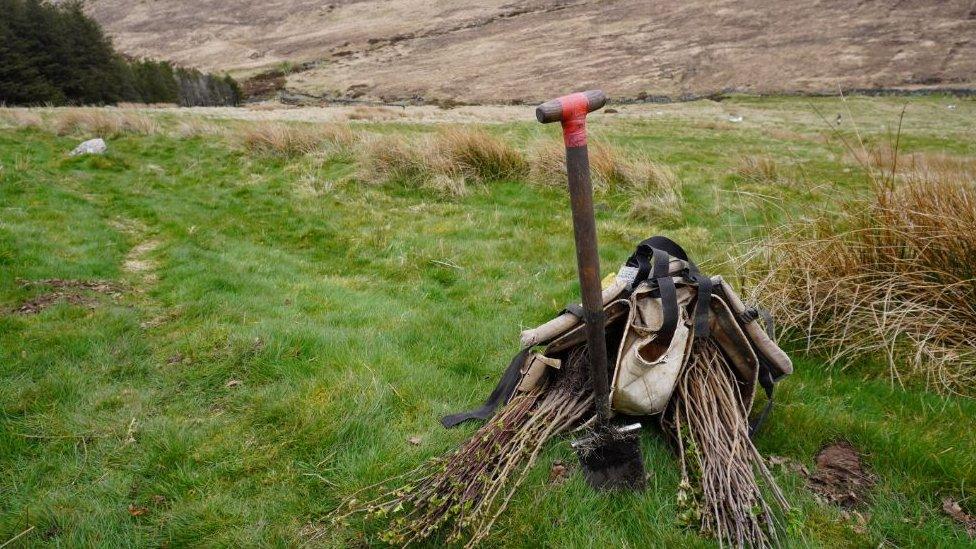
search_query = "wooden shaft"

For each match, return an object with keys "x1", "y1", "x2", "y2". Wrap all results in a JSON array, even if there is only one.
[
  {"x1": 565, "y1": 145, "x2": 612, "y2": 424},
  {"x1": 518, "y1": 279, "x2": 627, "y2": 348},
  {"x1": 535, "y1": 90, "x2": 608, "y2": 123}
]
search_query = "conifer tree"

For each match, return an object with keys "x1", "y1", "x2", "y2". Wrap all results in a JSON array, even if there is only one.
[{"x1": 0, "y1": 0, "x2": 242, "y2": 107}]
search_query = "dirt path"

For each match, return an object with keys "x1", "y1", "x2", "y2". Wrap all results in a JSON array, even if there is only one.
[{"x1": 112, "y1": 218, "x2": 161, "y2": 286}]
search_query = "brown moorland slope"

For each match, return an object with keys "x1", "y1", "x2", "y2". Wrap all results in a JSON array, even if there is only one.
[{"x1": 86, "y1": 0, "x2": 976, "y2": 103}]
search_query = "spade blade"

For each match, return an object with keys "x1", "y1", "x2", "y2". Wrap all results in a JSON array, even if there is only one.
[{"x1": 575, "y1": 427, "x2": 646, "y2": 491}]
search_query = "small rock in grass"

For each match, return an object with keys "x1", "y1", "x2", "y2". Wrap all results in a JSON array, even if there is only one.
[
  {"x1": 407, "y1": 436, "x2": 422, "y2": 446},
  {"x1": 70, "y1": 138, "x2": 107, "y2": 156},
  {"x1": 225, "y1": 379, "x2": 243, "y2": 388}
]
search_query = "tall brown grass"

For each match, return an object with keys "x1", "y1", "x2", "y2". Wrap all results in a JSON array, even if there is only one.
[
  {"x1": 628, "y1": 178, "x2": 684, "y2": 226},
  {"x1": 346, "y1": 106, "x2": 406, "y2": 121},
  {"x1": 529, "y1": 138, "x2": 683, "y2": 221},
  {"x1": 741, "y1": 149, "x2": 976, "y2": 396},
  {"x1": 438, "y1": 127, "x2": 527, "y2": 182},
  {"x1": 734, "y1": 154, "x2": 781, "y2": 184},
  {"x1": 245, "y1": 102, "x2": 296, "y2": 111},
  {"x1": 358, "y1": 128, "x2": 527, "y2": 196},
  {"x1": 240, "y1": 122, "x2": 356, "y2": 158},
  {"x1": 0, "y1": 107, "x2": 44, "y2": 129},
  {"x1": 529, "y1": 139, "x2": 677, "y2": 193},
  {"x1": 51, "y1": 109, "x2": 159, "y2": 137},
  {"x1": 174, "y1": 118, "x2": 228, "y2": 139},
  {"x1": 850, "y1": 142, "x2": 976, "y2": 186}
]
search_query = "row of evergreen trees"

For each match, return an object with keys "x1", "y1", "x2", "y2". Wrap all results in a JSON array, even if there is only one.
[{"x1": 0, "y1": 0, "x2": 241, "y2": 106}]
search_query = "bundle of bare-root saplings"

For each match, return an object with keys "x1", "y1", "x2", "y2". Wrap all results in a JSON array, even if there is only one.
[{"x1": 332, "y1": 236, "x2": 794, "y2": 548}]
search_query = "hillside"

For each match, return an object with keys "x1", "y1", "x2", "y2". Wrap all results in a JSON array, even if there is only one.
[{"x1": 84, "y1": 0, "x2": 976, "y2": 103}]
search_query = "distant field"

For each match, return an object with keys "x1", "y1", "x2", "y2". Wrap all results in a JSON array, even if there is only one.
[{"x1": 1, "y1": 96, "x2": 974, "y2": 546}]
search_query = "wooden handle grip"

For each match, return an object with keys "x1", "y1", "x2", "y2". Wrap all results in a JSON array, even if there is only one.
[{"x1": 535, "y1": 90, "x2": 607, "y2": 123}]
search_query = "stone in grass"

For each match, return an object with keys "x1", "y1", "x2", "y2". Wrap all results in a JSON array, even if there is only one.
[{"x1": 69, "y1": 138, "x2": 107, "y2": 156}]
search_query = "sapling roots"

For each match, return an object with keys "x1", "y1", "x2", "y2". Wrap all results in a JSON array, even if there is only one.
[
  {"x1": 331, "y1": 349, "x2": 593, "y2": 547},
  {"x1": 670, "y1": 339, "x2": 789, "y2": 548}
]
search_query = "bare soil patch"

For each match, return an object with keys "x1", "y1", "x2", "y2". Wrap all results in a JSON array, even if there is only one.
[
  {"x1": 14, "y1": 279, "x2": 123, "y2": 315},
  {"x1": 807, "y1": 442, "x2": 876, "y2": 508},
  {"x1": 124, "y1": 240, "x2": 159, "y2": 273},
  {"x1": 124, "y1": 239, "x2": 161, "y2": 286}
]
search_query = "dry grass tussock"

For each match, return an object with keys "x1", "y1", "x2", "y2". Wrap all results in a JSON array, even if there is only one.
[
  {"x1": 732, "y1": 154, "x2": 812, "y2": 190},
  {"x1": 529, "y1": 139, "x2": 678, "y2": 193},
  {"x1": 241, "y1": 121, "x2": 356, "y2": 158},
  {"x1": 346, "y1": 106, "x2": 406, "y2": 121},
  {"x1": 116, "y1": 102, "x2": 179, "y2": 109},
  {"x1": 245, "y1": 102, "x2": 297, "y2": 111},
  {"x1": 530, "y1": 138, "x2": 683, "y2": 222},
  {"x1": 0, "y1": 107, "x2": 44, "y2": 129},
  {"x1": 734, "y1": 154, "x2": 781, "y2": 184},
  {"x1": 174, "y1": 118, "x2": 228, "y2": 139},
  {"x1": 741, "y1": 148, "x2": 976, "y2": 396},
  {"x1": 850, "y1": 142, "x2": 976, "y2": 186},
  {"x1": 358, "y1": 127, "x2": 527, "y2": 196},
  {"x1": 627, "y1": 180, "x2": 684, "y2": 226},
  {"x1": 51, "y1": 108, "x2": 160, "y2": 137}
]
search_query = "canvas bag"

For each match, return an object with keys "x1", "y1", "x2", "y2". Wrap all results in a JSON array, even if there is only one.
[
  {"x1": 608, "y1": 237, "x2": 792, "y2": 431},
  {"x1": 611, "y1": 281, "x2": 694, "y2": 415},
  {"x1": 441, "y1": 236, "x2": 792, "y2": 435}
]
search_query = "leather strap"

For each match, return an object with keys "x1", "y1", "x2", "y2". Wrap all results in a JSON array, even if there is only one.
[
  {"x1": 652, "y1": 248, "x2": 679, "y2": 343},
  {"x1": 440, "y1": 347, "x2": 531, "y2": 428},
  {"x1": 749, "y1": 358, "x2": 776, "y2": 437},
  {"x1": 687, "y1": 272, "x2": 713, "y2": 339},
  {"x1": 748, "y1": 306, "x2": 778, "y2": 436}
]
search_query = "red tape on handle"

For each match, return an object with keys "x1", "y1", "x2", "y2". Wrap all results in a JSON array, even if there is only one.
[{"x1": 559, "y1": 92, "x2": 589, "y2": 147}]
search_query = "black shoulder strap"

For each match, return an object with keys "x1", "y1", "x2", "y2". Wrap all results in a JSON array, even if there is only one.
[
  {"x1": 440, "y1": 347, "x2": 531, "y2": 428},
  {"x1": 687, "y1": 271, "x2": 713, "y2": 339},
  {"x1": 640, "y1": 235, "x2": 690, "y2": 262},
  {"x1": 749, "y1": 360, "x2": 776, "y2": 437},
  {"x1": 652, "y1": 248, "x2": 679, "y2": 343},
  {"x1": 748, "y1": 307, "x2": 777, "y2": 437},
  {"x1": 626, "y1": 235, "x2": 690, "y2": 280}
]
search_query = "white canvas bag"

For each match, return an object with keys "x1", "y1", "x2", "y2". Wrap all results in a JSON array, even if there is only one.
[{"x1": 610, "y1": 282, "x2": 694, "y2": 415}]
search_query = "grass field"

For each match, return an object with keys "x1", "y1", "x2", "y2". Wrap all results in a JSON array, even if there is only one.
[{"x1": 1, "y1": 96, "x2": 975, "y2": 547}]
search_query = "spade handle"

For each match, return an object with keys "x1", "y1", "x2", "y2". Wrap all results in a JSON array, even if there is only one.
[{"x1": 536, "y1": 90, "x2": 612, "y2": 424}]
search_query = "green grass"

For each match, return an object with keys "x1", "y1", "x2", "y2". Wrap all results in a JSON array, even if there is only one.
[{"x1": 1, "y1": 96, "x2": 975, "y2": 547}]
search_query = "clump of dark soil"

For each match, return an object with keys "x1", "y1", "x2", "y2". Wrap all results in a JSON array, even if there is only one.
[
  {"x1": 13, "y1": 278, "x2": 122, "y2": 314},
  {"x1": 548, "y1": 460, "x2": 570, "y2": 485},
  {"x1": 807, "y1": 441, "x2": 876, "y2": 508},
  {"x1": 943, "y1": 498, "x2": 976, "y2": 538}
]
